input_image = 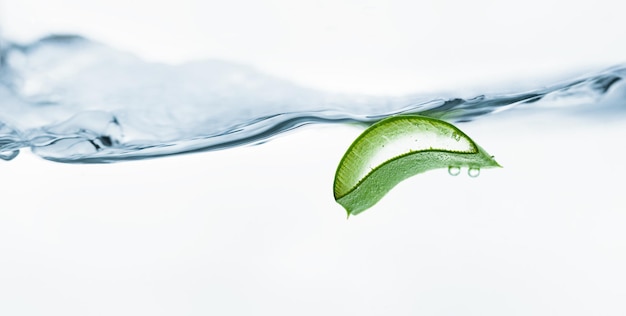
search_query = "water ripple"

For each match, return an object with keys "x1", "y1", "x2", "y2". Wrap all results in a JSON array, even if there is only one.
[{"x1": 1, "y1": 35, "x2": 624, "y2": 163}]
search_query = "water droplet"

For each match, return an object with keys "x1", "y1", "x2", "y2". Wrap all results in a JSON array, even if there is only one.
[
  {"x1": 468, "y1": 167, "x2": 480, "y2": 178},
  {"x1": 448, "y1": 166, "x2": 460, "y2": 176}
]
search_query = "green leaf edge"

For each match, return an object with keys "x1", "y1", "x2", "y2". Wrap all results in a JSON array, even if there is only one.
[{"x1": 333, "y1": 115, "x2": 501, "y2": 216}]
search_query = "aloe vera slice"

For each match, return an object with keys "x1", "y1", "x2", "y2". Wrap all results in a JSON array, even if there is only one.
[{"x1": 333, "y1": 115, "x2": 500, "y2": 216}]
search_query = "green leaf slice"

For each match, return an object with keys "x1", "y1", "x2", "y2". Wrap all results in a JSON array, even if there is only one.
[{"x1": 333, "y1": 115, "x2": 500, "y2": 216}]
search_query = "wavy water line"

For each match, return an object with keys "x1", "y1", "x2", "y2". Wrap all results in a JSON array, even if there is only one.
[{"x1": 0, "y1": 35, "x2": 624, "y2": 163}]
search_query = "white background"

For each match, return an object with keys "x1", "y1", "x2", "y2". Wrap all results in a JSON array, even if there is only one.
[{"x1": 1, "y1": 1, "x2": 626, "y2": 315}]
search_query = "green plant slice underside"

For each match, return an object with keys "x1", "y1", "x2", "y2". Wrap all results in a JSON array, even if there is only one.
[{"x1": 333, "y1": 115, "x2": 500, "y2": 216}]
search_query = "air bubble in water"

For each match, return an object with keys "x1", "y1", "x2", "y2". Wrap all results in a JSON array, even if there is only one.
[
  {"x1": 452, "y1": 132, "x2": 461, "y2": 141},
  {"x1": 0, "y1": 150, "x2": 19, "y2": 161},
  {"x1": 448, "y1": 166, "x2": 461, "y2": 176},
  {"x1": 468, "y1": 167, "x2": 480, "y2": 178}
]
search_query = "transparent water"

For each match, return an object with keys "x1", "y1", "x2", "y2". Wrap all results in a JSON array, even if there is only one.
[
  {"x1": 2, "y1": 2, "x2": 626, "y2": 315},
  {"x1": 1, "y1": 35, "x2": 624, "y2": 163}
]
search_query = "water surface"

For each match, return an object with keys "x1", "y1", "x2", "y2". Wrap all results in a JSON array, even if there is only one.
[{"x1": 1, "y1": 35, "x2": 624, "y2": 163}]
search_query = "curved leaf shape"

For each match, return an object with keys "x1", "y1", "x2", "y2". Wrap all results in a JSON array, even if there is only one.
[{"x1": 334, "y1": 115, "x2": 500, "y2": 216}]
